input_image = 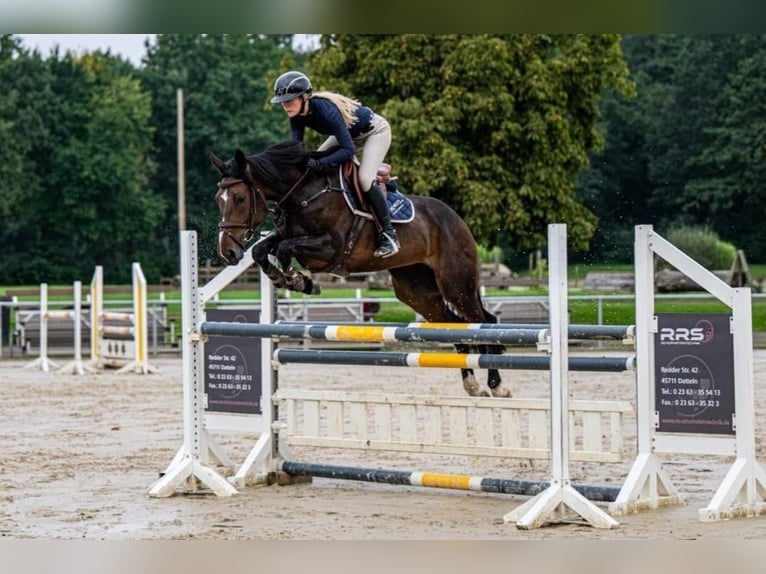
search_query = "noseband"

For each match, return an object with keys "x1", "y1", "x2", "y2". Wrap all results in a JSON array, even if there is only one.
[{"x1": 217, "y1": 177, "x2": 261, "y2": 250}]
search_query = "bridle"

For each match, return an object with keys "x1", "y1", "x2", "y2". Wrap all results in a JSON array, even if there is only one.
[
  {"x1": 217, "y1": 176, "x2": 262, "y2": 250},
  {"x1": 217, "y1": 169, "x2": 313, "y2": 250}
]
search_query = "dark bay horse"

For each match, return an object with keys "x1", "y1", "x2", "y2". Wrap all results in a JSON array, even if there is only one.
[{"x1": 210, "y1": 140, "x2": 510, "y2": 398}]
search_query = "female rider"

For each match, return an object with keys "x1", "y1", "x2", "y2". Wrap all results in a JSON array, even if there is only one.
[{"x1": 270, "y1": 70, "x2": 400, "y2": 258}]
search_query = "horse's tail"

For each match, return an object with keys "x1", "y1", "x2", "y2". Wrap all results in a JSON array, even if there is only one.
[
  {"x1": 442, "y1": 289, "x2": 498, "y2": 325},
  {"x1": 478, "y1": 289, "x2": 499, "y2": 325}
]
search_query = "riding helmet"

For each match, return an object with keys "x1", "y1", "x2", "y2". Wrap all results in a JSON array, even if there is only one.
[{"x1": 271, "y1": 71, "x2": 313, "y2": 103}]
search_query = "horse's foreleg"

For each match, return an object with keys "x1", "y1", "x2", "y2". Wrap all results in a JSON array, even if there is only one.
[
  {"x1": 251, "y1": 232, "x2": 287, "y2": 288},
  {"x1": 284, "y1": 269, "x2": 319, "y2": 295},
  {"x1": 273, "y1": 235, "x2": 336, "y2": 296},
  {"x1": 272, "y1": 239, "x2": 315, "y2": 295}
]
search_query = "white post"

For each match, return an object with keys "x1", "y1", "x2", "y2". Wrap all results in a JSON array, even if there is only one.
[
  {"x1": 88, "y1": 266, "x2": 104, "y2": 370},
  {"x1": 700, "y1": 285, "x2": 766, "y2": 520},
  {"x1": 609, "y1": 225, "x2": 681, "y2": 514},
  {"x1": 23, "y1": 283, "x2": 58, "y2": 372},
  {"x1": 57, "y1": 281, "x2": 97, "y2": 375},
  {"x1": 148, "y1": 230, "x2": 237, "y2": 497},
  {"x1": 504, "y1": 224, "x2": 618, "y2": 529}
]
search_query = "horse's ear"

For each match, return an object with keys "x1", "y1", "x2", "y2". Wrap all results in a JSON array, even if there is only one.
[
  {"x1": 210, "y1": 152, "x2": 226, "y2": 174},
  {"x1": 234, "y1": 149, "x2": 248, "y2": 171}
]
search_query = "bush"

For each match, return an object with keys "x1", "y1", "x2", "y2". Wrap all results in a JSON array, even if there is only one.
[{"x1": 663, "y1": 225, "x2": 735, "y2": 270}]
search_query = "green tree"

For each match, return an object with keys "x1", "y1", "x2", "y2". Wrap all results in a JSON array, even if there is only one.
[
  {"x1": 685, "y1": 37, "x2": 766, "y2": 259},
  {"x1": 578, "y1": 35, "x2": 766, "y2": 262},
  {"x1": 0, "y1": 41, "x2": 160, "y2": 283},
  {"x1": 575, "y1": 35, "x2": 685, "y2": 262},
  {"x1": 309, "y1": 34, "x2": 632, "y2": 251},
  {"x1": 46, "y1": 53, "x2": 163, "y2": 280},
  {"x1": 0, "y1": 36, "x2": 58, "y2": 282}
]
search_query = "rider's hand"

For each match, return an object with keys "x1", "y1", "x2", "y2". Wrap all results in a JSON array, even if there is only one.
[{"x1": 306, "y1": 158, "x2": 327, "y2": 174}]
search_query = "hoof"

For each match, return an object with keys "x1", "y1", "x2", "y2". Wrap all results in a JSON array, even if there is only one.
[
  {"x1": 491, "y1": 385, "x2": 512, "y2": 398},
  {"x1": 463, "y1": 377, "x2": 482, "y2": 397},
  {"x1": 285, "y1": 275, "x2": 301, "y2": 289}
]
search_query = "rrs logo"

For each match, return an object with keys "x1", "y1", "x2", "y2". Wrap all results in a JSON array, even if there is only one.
[{"x1": 659, "y1": 327, "x2": 706, "y2": 342}]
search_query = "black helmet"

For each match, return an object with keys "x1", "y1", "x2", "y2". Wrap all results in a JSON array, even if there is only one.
[{"x1": 271, "y1": 71, "x2": 312, "y2": 103}]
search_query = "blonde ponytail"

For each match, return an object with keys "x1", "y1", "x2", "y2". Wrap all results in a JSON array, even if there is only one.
[{"x1": 312, "y1": 91, "x2": 361, "y2": 127}]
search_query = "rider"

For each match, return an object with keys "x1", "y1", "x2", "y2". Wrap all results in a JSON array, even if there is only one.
[{"x1": 270, "y1": 70, "x2": 400, "y2": 258}]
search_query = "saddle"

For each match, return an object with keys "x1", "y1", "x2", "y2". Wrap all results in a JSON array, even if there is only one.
[{"x1": 339, "y1": 161, "x2": 414, "y2": 223}]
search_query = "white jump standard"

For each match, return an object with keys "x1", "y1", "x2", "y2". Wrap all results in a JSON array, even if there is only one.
[
  {"x1": 88, "y1": 263, "x2": 159, "y2": 374},
  {"x1": 23, "y1": 280, "x2": 95, "y2": 375},
  {"x1": 609, "y1": 225, "x2": 766, "y2": 521}
]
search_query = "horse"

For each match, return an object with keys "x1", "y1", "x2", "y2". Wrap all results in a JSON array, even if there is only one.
[{"x1": 210, "y1": 140, "x2": 510, "y2": 398}]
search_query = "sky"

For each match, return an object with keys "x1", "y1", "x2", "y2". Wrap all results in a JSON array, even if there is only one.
[
  {"x1": 16, "y1": 34, "x2": 155, "y2": 65},
  {"x1": 14, "y1": 34, "x2": 319, "y2": 66}
]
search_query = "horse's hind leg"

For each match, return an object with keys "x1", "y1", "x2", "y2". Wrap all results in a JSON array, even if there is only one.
[
  {"x1": 389, "y1": 266, "x2": 486, "y2": 397},
  {"x1": 431, "y1": 267, "x2": 511, "y2": 398},
  {"x1": 480, "y1": 306, "x2": 511, "y2": 397}
]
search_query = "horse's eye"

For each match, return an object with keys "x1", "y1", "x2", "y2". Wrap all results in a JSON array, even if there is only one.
[{"x1": 234, "y1": 194, "x2": 246, "y2": 205}]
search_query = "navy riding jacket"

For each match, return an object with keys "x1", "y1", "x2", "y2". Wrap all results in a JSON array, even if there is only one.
[{"x1": 289, "y1": 97, "x2": 374, "y2": 168}]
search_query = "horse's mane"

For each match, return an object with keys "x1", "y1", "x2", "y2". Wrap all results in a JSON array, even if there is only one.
[{"x1": 247, "y1": 140, "x2": 310, "y2": 187}]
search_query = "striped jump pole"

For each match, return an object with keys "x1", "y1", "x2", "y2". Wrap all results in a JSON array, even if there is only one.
[
  {"x1": 272, "y1": 348, "x2": 636, "y2": 372},
  {"x1": 268, "y1": 321, "x2": 635, "y2": 342},
  {"x1": 201, "y1": 321, "x2": 550, "y2": 346},
  {"x1": 279, "y1": 460, "x2": 620, "y2": 503}
]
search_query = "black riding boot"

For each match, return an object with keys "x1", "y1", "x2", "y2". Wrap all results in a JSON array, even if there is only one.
[{"x1": 367, "y1": 182, "x2": 400, "y2": 258}]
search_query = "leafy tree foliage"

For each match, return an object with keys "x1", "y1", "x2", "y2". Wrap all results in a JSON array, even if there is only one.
[
  {"x1": 685, "y1": 37, "x2": 766, "y2": 259},
  {"x1": 0, "y1": 34, "x2": 302, "y2": 284},
  {"x1": 0, "y1": 36, "x2": 53, "y2": 282},
  {"x1": 45, "y1": 53, "x2": 163, "y2": 279},
  {"x1": 579, "y1": 35, "x2": 766, "y2": 262},
  {"x1": 0, "y1": 37, "x2": 159, "y2": 283},
  {"x1": 309, "y1": 34, "x2": 633, "y2": 251}
]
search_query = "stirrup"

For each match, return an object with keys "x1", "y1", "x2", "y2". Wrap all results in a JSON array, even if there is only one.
[{"x1": 374, "y1": 232, "x2": 400, "y2": 258}]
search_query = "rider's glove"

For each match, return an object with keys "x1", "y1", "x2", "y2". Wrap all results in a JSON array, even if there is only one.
[{"x1": 306, "y1": 158, "x2": 327, "y2": 174}]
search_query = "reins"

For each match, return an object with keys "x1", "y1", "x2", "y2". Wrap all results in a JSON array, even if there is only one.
[
  {"x1": 269, "y1": 169, "x2": 333, "y2": 227},
  {"x1": 275, "y1": 169, "x2": 312, "y2": 210}
]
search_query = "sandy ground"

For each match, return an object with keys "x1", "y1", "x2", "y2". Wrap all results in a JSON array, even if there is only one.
[{"x1": 2, "y1": 349, "x2": 766, "y2": 540}]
